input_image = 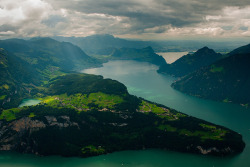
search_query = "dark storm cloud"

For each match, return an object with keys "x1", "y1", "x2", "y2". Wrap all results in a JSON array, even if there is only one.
[
  {"x1": 0, "y1": 25, "x2": 17, "y2": 32},
  {"x1": 1, "y1": 0, "x2": 250, "y2": 38},
  {"x1": 47, "y1": 0, "x2": 200, "y2": 31},
  {"x1": 46, "y1": 0, "x2": 250, "y2": 33},
  {"x1": 239, "y1": 26, "x2": 248, "y2": 31},
  {"x1": 0, "y1": 25, "x2": 17, "y2": 37},
  {"x1": 42, "y1": 15, "x2": 67, "y2": 28}
]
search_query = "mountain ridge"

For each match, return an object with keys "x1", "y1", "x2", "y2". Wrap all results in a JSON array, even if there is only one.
[
  {"x1": 107, "y1": 46, "x2": 166, "y2": 66},
  {"x1": 0, "y1": 38, "x2": 102, "y2": 110},
  {"x1": 157, "y1": 47, "x2": 224, "y2": 77},
  {"x1": 172, "y1": 43, "x2": 250, "y2": 105},
  {"x1": 0, "y1": 37, "x2": 101, "y2": 72}
]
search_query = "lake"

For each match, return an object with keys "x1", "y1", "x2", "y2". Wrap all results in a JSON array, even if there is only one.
[
  {"x1": 157, "y1": 52, "x2": 188, "y2": 63},
  {"x1": 18, "y1": 99, "x2": 41, "y2": 107},
  {"x1": 1, "y1": 60, "x2": 250, "y2": 167}
]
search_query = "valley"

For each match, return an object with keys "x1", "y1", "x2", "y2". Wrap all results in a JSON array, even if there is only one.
[
  {"x1": 1, "y1": 0, "x2": 250, "y2": 166},
  {"x1": 0, "y1": 36, "x2": 249, "y2": 167}
]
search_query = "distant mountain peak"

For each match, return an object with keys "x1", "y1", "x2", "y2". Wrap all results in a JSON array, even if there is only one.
[
  {"x1": 195, "y1": 46, "x2": 216, "y2": 55},
  {"x1": 144, "y1": 46, "x2": 153, "y2": 49},
  {"x1": 110, "y1": 47, "x2": 165, "y2": 66},
  {"x1": 29, "y1": 37, "x2": 57, "y2": 42},
  {"x1": 86, "y1": 34, "x2": 115, "y2": 40},
  {"x1": 143, "y1": 46, "x2": 154, "y2": 53},
  {"x1": 158, "y1": 46, "x2": 222, "y2": 77},
  {"x1": 201, "y1": 46, "x2": 209, "y2": 49}
]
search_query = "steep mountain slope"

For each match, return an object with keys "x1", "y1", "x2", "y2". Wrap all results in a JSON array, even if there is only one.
[
  {"x1": 0, "y1": 49, "x2": 41, "y2": 110},
  {"x1": 0, "y1": 74, "x2": 245, "y2": 157},
  {"x1": 172, "y1": 44, "x2": 250, "y2": 105},
  {"x1": 105, "y1": 46, "x2": 166, "y2": 66},
  {"x1": 0, "y1": 38, "x2": 102, "y2": 110},
  {"x1": 158, "y1": 47, "x2": 224, "y2": 77},
  {"x1": 228, "y1": 43, "x2": 250, "y2": 56},
  {"x1": 0, "y1": 38, "x2": 101, "y2": 72}
]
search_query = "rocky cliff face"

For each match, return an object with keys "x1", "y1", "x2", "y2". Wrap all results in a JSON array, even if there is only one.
[{"x1": 0, "y1": 116, "x2": 76, "y2": 152}]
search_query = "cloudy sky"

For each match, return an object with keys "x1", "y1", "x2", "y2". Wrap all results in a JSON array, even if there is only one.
[{"x1": 0, "y1": 0, "x2": 250, "y2": 40}]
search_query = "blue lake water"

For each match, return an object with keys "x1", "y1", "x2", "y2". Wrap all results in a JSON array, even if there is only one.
[
  {"x1": 18, "y1": 99, "x2": 41, "y2": 107},
  {"x1": 1, "y1": 60, "x2": 250, "y2": 167},
  {"x1": 157, "y1": 52, "x2": 188, "y2": 63}
]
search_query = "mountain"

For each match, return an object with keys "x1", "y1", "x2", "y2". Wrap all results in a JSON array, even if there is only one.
[
  {"x1": 53, "y1": 34, "x2": 157, "y2": 55},
  {"x1": 0, "y1": 49, "x2": 41, "y2": 110},
  {"x1": 228, "y1": 43, "x2": 250, "y2": 56},
  {"x1": 0, "y1": 37, "x2": 101, "y2": 72},
  {"x1": 97, "y1": 46, "x2": 166, "y2": 66},
  {"x1": 172, "y1": 44, "x2": 250, "y2": 105},
  {"x1": 54, "y1": 34, "x2": 250, "y2": 55},
  {"x1": 0, "y1": 38, "x2": 246, "y2": 157},
  {"x1": 0, "y1": 73, "x2": 245, "y2": 157},
  {"x1": 157, "y1": 47, "x2": 224, "y2": 77},
  {"x1": 0, "y1": 38, "x2": 102, "y2": 110}
]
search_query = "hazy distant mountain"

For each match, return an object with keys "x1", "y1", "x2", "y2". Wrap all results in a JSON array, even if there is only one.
[
  {"x1": 158, "y1": 47, "x2": 224, "y2": 77},
  {"x1": 0, "y1": 37, "x2": 101, "y2": 72},
  {"x1": 172, "y1": 44, "x2": 250, "y2": 105},
  {"x1": 53, "y1": 34, "x2": 156, "y2": 55},
  {"x1": 53, "y1": 34, "x2": 250, "y2": 55},
  {"x1": 102, "y1": 46, "x2": 166, "y2": 66}
]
